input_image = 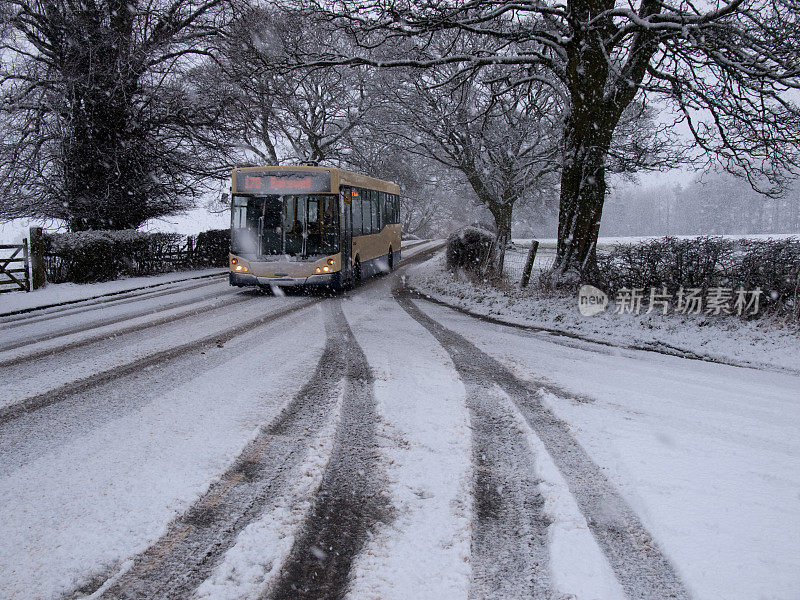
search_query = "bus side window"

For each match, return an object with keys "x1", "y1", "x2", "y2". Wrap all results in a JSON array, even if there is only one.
[
  {"x1": 352, "y1": 190, "x2": 362, "y2": 236},
  {"x1": 361, "y1": 189, "x2": 371, "y2": 235},
  {"x1": 370, "y1": 190, "x2": 379, "y2": 233}
]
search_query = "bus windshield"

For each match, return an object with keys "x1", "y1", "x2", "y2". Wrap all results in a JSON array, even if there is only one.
[{"x1": 231, "y1": 194, "x2": 339, "y2": 257}]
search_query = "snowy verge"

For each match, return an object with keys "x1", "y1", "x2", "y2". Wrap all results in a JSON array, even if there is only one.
[
  {"x1": 0, "y1": 268, "x2": 226, "y2": 315},
  {"x1": 405, "y1": 252, "x2": 800, "y2": 373}
]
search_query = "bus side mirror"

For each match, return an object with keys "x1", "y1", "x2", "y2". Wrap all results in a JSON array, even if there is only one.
[{"x1": 221, "y1": 193, "x2": 229, "y2": 205}]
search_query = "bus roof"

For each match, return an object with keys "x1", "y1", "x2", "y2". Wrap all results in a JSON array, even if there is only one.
[{"x1": 232, "y1": 165, "x2": 401, "y2": 196}]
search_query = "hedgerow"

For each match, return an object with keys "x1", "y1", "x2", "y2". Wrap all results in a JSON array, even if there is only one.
[
  {"x1": 596, "y1": 236, "x2": 800, "y2": 318},
  {"x1": 43, "y1": 229, "x2": 229, "y2": 283}
]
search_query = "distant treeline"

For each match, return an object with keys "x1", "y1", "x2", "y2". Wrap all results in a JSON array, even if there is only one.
[{"x1": 600, "y1": 174, "x2": 800, "y2": 237}]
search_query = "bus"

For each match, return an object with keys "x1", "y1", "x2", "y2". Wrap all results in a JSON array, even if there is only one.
[{"x1": 228, "y1": 166, "x2": 401, "y2": 291}]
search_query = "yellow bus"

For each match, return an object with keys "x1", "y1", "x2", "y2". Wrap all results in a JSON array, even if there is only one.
[{"x1": 228, "y1": 166, "x2": 401, "y2": 291}]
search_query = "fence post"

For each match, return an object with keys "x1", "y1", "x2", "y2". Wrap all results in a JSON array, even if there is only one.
[
  {"x1": 22, "y1": 238, "x2": 31, "y2": 292},
  {"x1": 29, "y1": 227, "x2": 46, "y2": 290},
  {"x1": 480, "y1": 239, "x2": 495, "y2": 277},
  {"x1": 520, "y1": 240, "x2": 540, "y2": 287}
]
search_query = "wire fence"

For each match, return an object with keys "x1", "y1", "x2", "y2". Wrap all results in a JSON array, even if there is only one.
[{"x1": 502, "y1": 244, "x2": 556, "y2": 284}]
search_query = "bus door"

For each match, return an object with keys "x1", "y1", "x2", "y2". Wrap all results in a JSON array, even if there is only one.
[{"x1": 340, "y1": 188, "x2": 353, "y2": 283}]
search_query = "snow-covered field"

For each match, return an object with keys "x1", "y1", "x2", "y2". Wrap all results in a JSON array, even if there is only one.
[
  {"x1": 514, "y1": 233, "x2": 800, "y2": 249},
  {"x1": 407, "y1": 252, "x2": 800, "y2": 373},
  {"x1": 1, "y1": 240, "x2": 798, "y2": 600}
]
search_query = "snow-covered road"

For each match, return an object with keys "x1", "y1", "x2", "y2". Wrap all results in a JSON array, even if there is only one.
[{"x1": 1, "y1": 244, "x2": 797, "y2": 600}]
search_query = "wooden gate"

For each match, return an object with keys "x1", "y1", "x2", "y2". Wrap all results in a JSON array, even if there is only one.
[{"x1": 0, "y1": 240, "x2": 30, "y2": 293}]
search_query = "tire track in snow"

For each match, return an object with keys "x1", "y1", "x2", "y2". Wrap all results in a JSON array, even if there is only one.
[
  {"x1": 386, "y1": 281, "x2": 552, "y2": 599},
  {"x1": 90, "y1": 303, "x2": 351, "y2": 600},
  {"x1": 0, "y1": 285, "x2": 248, "y2": 359},
  {"x1": 397, "y1": 292, "x2": 692, "y2": 600},
  {"x1": 468, "y1": 386, "x2": 553, "y2": 599},
  {"x1": 265, "y1": 300, "x2": 390, "y2": 600},
  {"x1": 0, "y1": 296, "x2": 319, "y2": 426},
  {"x1": 0, "y1": 271, "x2": 226, "y2": 321},
  {"x1": 0, "y1": 276, "x2": 224, "y2": 331}
]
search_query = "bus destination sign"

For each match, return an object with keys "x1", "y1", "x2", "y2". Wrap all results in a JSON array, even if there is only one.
[{"x1": 236, "y1": 170, "x2": 331, "y2": 194}]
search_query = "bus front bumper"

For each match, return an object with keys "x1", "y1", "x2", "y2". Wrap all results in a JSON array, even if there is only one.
[{"x1": 230, "y1": 272, "x2": 340, "y2": 288}]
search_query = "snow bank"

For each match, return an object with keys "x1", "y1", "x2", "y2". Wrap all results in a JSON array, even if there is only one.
[{"x1": 406, "y1": 253, "x2": 800, "y2": 373}]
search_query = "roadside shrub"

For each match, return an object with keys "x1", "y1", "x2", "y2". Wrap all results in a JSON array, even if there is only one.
[
  {"x1": 193, "y1": 229, "x2": 229, "y2": 267},
  {"x1": 446, "y1": 227, "x2": 494, "y2": 275},
  {"x1": 596, "y1": 236, "x2": 800, "y2": 317}
]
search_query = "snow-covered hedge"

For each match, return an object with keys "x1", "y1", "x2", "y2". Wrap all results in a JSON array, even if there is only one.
[
  {"x1": 446, "y1": 227, "x2": 494, "y2": 275},
  {"x1": 43, "y1": 229, "x2": 229, "y2": 283},
  {"x1": 192, "y1": 229, "x2": 229, "y2": 268},
  {"x1": 597, "y1": 236, "x2": 800, "y2": 317}
]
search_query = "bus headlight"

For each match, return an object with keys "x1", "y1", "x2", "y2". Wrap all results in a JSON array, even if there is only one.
[
  {"x1": 327, "y1": 258, "x2": 335, "y2": 266},
  {"x1": 323, "y1": 266, "x2": 330, "y2": 272},
  {"x1": 315, "y1": 267, "x2": 321, "y2": 273}
]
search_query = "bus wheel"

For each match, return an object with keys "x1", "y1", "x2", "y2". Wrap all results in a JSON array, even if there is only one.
[{"x1": 388, "y1": 247, "x2": 394, "y2": 272}]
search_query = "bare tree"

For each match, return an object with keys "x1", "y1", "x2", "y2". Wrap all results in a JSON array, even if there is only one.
[
  {"x1": 369, "y1": 33, "x2": 562, "y2": 275},
  {"x1": 292, "y1": 0, "x2": 800, "y2": 279},
  {"x1": 346, "y1": 134, "x2": 478, "y2": 237},
  {"x1": 196, "y1": 7, "x2": 379, "y2": 168},
  {"x1": 0, "y1": 0, "x2": 234, "y2": 230}
]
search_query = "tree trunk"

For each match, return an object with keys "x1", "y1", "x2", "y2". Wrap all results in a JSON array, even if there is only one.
[
  {"x1": 486, "y1": 203, "x2": 513, "y2": 279},
  {"x1": 553, "y1": 117, "x2": 612, "y2": 281}
]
